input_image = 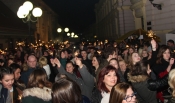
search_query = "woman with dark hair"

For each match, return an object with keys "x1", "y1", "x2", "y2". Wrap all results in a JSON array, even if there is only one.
[
  {"x1": 109, "y1": 82, "x2": 137, "y2": 103},
  {"x1": 92, "y1": 54, "x2": 102, "y2": 81},
  {"x1": 10, "y1": 63, "x2": 26, "y2": 103},
  {"x1": 51, "y1": 57, "x2": 94, "y2": 99},
  {"x1": 152, "y1": 45, "x2": 175, "y2": 77},
  {"x1": 151, "y1": 40, "x2": 175, "y2": 102},
  {"x1": 22, "y1": 69, "x2": 52, "y2": 103},
  {"x1": 128, "y1": 60, "x2": 169, "y2": 103},
  {"x1": 123, "y1": 47, "x2": 135, "y2": 63},
  {"x1": 91, "y1": 65, "x2": 119, "y2": 103},
  {"x1": 52, "y1": 78, "x2": 82, "y2": 103},
  {"x1": 52, "y1": 77, "x2": 91, "y2": 103},
  {"x1": 0, "y1": 67, "x2": 13, "y2": 103},
  {"x1": 109, "y1": 58, "x2": 125, "y2": 82},
  {"x1": 168, "y1": 69, "x2": 175, "y2": 103}
]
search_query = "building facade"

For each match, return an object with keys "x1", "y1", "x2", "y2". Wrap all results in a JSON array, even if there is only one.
[
  {"x1": 95, "y1": 0, "x2": 135, "y2": 40},
  {"x1": 95, "y1": 0, "x2": 175, "y2": 44}
]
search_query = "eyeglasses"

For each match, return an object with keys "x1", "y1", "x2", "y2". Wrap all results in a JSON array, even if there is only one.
[{"x1": 124, "y1": 92, "x2": 137, "y2": 102}]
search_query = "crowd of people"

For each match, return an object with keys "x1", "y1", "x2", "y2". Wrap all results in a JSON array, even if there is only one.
[{"x1": 0, "y1": 38, "x2": 175, "y2": 103}]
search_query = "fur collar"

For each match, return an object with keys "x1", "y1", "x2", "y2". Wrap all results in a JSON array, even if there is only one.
[
  {"x1": 128, "y1": 73, "x2": 148, "y2": 83},
  {"x1": 23, "y1": 87, "x2": 52, "y2": 101}
]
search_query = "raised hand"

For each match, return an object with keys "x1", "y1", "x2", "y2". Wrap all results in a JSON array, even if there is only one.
[
  {"x1": 54, "y1": 58, "x2": 61, "y2": 68},
  {"x1": 169, "y1": 58, "x2": 175, "y2": 66},
  {"x1": 75, "y1": 57, "x2": 83, "y2": 68},
  {"x1": 151, "y1": 39, "x2": 156, "y2": 50},
  {"x1": 50, "y1": 58, "x2": 55, "y2": 66}
]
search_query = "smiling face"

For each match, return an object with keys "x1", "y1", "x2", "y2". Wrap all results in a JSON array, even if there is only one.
[
  {"x1": 132, "y1": 53, "x2": 141, "y2": 64},
  {"x1": 0, "y1": 74, "x2": 14, "y2": 90},
  {"x1": 103, "y1": 71, "x2": 117, "y2": 92}
]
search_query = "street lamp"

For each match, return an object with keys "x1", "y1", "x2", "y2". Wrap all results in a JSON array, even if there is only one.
[
  {"x1": 17, "y1": 1, "x2": 42, "y2": 43},
  {"x1": 57, "y1": 27, "x2": 69, "y2": 41},
  {"x1": 67, "y1": 33, "x2": 70, "y2": 36},
  {"x1": 57, "y1": 27, "x2": 69, "y2": 33},
  {"x1": 17, "y1": 1, "x2": 42, "y2": 23}
]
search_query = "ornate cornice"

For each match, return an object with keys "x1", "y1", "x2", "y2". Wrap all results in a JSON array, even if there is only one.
[
  {"x1": 130, "y1": 0, "x2": 143, "y2": 10},
  {"x1": 130, "y1": 0, "x2": 144, "y2": 18}
]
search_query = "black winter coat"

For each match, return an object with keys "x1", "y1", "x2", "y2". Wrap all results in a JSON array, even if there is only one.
[
  {"x1": 128, "y1": 73, "x2": 168, "y2": 103},
  {"x1": 91, "y1": 89, "x2": 102, "y2": 103}
]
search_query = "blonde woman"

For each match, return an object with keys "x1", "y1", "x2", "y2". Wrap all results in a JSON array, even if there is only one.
[
  {"x1": 168, "y1": 69, "x2": 175, "y2": 103},
  {"x1": 39, "y1": 56, "x2": 51, "y2": 79}
]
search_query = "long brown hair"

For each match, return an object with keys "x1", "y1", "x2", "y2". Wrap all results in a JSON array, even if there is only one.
[
  {"x1": 156, "y1": 46, "x2": 171, "y2": 64},
  {"x1": 52, "y1": 78, "x2": 82, "y2": 103},
  {"x1": 97, "y1": 65, "x2": 119, "y2": 93},
  {"x1": 27, "y1": 69, "x2": 52, "y2": 88},
  {"x1": 109, "y1": 83, "x2": 131, "y2": 103}
]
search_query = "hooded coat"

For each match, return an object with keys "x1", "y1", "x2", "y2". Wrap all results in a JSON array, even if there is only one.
[
  {"x1": 128, "y1": 73, "x2": 157, "y2": 103},
  {"x1": 22, "y1": 87, "x2": 52, "y2": 103}
]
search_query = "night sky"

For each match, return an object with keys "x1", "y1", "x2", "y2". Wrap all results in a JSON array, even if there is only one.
[{"x1": 43, "y1": 0, "x2": 99, "y2": 33}]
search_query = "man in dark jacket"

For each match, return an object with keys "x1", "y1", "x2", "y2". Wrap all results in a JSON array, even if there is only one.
[{"x1": 20, "y1": 54, "x2": 45, "y2": 86}]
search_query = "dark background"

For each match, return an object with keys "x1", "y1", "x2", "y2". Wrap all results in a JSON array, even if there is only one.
[{"x1": 43, "y1": 0, "x2": 99, "y2": 33}]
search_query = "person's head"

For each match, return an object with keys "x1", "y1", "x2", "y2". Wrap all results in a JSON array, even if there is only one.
[
  {"x1": 141, "y1": 50, "x2": 149, "y2": 58},
  {"x1": 92, "y1": 54, "x2": 102, "y2": 68},
  {"x1": 39, "y1": 56, "x2": 48, "y2": 67},
  {"x1": 60, "y1": 49, "x2": 68, "y2": 59},
  {"x1": 52, "y1": 78, "x2": 82, "y2": 103},
  {"x1": 157, "y1": 46, "x2": 171, "y2": 63},
  {"x1": 109, "y1": 83, "x2": 136, "y2": 103},
  {"x1": 130, "y1": 60, "x2": 151, "y2": 76},
  {"x1": 9, "y1": 63, "x2": 21, "y2": 81},
  {"x1": 119, "y1": 60, "x2": 127, "y2": 72},
  {"x1": 90, "y1": 47, "x2": 96, "y2": 53},
  {"x1": 55, "y1": 74, "x2": 68, "y2": 82},
  {"x1": 66, "y1": 61, "x2": 74, "y2": 74},
  {"x1": 0, "y1": 54, "x2": 5, "y2": 60},
  {"x1": 109, "y1": 58, "x2": 119, "y2": 69},
  {"x1": 128, "y1": 47, "x2": 134, "y2": 55},
  {"x1": 27, "y1": 69, "x2": 51, "y2": 88},
  {"x1": 129, "y1": 52, "x2": 141, "y2": 65},
  {"x1": 167, "y1": 39, "x2": 174, "y2": 47},
  {"x1": 98, "y1": 65, "x2": 119, "y2": 93},
  {"x1": 43, "y1": 51, "x2": 49, "y2": 56},
  {"x1": 27, "y1": 54, "x2": 37, "y2": 68},
  {"x1": 16, "y1": 58, "x2": 22, "y2": 66},
  {"x1": 81, "y1": 50, "x2": 87, "y2": 59},
  {"x1": 0, "y1": 59, "x2": 4, "y2": 66},
  {"x1": 104, "y1": 47, "x2": 116, "y2": 60},
  {"x1": 168, "y1": 69, "x2": 175, "y2": 97},
  {"x1": 0, "y1": 67, "x2": 14, "y2": 90},
  {"x1": 7, "y1": 58, "x2": 14, "y2": 67}
]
